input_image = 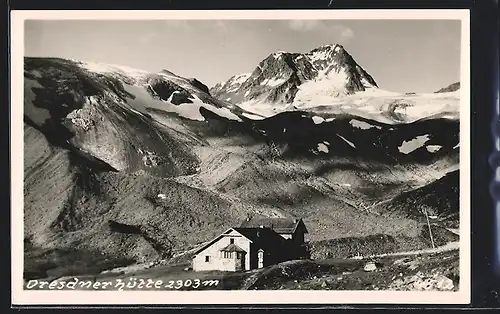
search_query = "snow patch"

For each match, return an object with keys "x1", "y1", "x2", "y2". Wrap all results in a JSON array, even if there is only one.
[
  {"x1": 79, "y1": 61, "x2": 149, "y2": 79},
  {"x1": 273, "y1": 52, "x2": 284, "y2": 59},
  {"x1": 129, "y1": 107, "x2": 145, "y2": 116},
  {"x1": 336, "y1": 134, "x2": 356, "y2": 148},
  {"x1": 317, "y1": 143, "x2": 329, "y2": 153},
  {"x1": 168, "y1": 103, "x2": 205, "y2": 121},
  {"x1": 190, "y1": 94, "x2": 242, "y2": 122},
  {"x1": 393, "y1": 102, "x2": 458, "y2": 122},
  {"x1": 209, "y1": 106, "x2": 243, "y2": 122},
  {"x1": 237, "y1": 100, "x2": 285, "y2": 118},
  {"x1": 127, "y1": 85, "x2": 242, "y2": 122},
  {"x1": 167, "y1": 91, "x2": 180, "y2": 103},
  {"x1": 261, "y1": 78, "x2": 287, "y2": 87},
  {"x1": 360, "y1": 77, "x2": 375, "y2": 89},
  {"x1": 241, "y1": 112, "x2": 265, "y2": 120},
  {"x1": 125, "y1": 85, "x2": 206, "y2": 121},
  {"x1": 309, "y1": 49, "x2": 333, "y2": 63},
  {"x1": 163, "y1": 93, "x2": 242, "y2": 122},
  {"x1": 426, "y1": 145, "x2": 442, "y2": 153},
  {"x1": 312, "y1": 116, "x2": 325, "y2": 124},
  {"x1": 231, "y1": 73, "x2": 250, "y2": 85},
  {"x1": 350, "y1": 119, "x2": 382, "y2": 130},
  {"x1": 398, "y1": 135, "x2": 430, "y2": 154},
  {"x1": 438, "y1": 114, "x2": 459, "y2": 120},
  {"x1": 453, "y1": 143, "x2": 460, "y2": 149},
  {"x1": 232, "y1": 82, "x2": 459, "y2": 124},
  {"x1": 293, "y1": 69, "x2": 349, "y2": 105}
]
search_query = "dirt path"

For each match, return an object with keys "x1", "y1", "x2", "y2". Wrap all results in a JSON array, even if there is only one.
[{"x1": 362, "y1": 241, "x2": 460, "y2": 260}]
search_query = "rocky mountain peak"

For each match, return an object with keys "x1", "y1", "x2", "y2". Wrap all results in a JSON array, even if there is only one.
[
  {"x1": 210, "y1": 43, "x2": 378, "y2": 105},
  {"x1": 309, "y1": 43, "x2": 343, "y2": 54}
]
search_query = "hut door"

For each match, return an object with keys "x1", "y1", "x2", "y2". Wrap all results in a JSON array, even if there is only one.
[
  {"x1": 240, "y1": 253, "x2": 246, "y2": 270},
  {"x1": 235, "y1": 252, "x2": 246, "y2": 271}
]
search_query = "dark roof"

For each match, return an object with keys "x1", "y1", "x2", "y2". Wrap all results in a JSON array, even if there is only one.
[
  {"x1": 239, "y1": 217, "x2": 308, "y2": 234},
  {"x1": 232, "y1": 227, "x2": 276, "y2": 243},
  {"x1": 219, "y1": 243, "x2": 246, "y2": 253},
  {"x1": 233, "y1": 227, "x2": 288, "y2": 251},
  {"x1": 194, "y1": 227, "x2": 280, "y2": 255}
]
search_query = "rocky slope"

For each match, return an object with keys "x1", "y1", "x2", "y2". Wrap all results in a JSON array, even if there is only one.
[
  {"x1": 435, "y1": 82, "x2": 460, "y2": 93},
  {"x1": 23, "y1": 56, "x2": 460, "y2": 281},
  {"x1": 371, "y1": 170, "x2": 459, "y2": 228},
  {"x1": 24, "y1": 57, "x2": 251, "y2": 267}
]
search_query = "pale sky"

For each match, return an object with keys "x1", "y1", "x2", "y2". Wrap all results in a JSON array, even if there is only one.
[{"x1": 25, "y1": 19, "x2": 461, "y2": 93}]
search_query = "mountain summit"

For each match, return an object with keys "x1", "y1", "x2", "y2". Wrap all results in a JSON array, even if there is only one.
[
  {"x1": 435, "y1": 82, "x2": 460, "y2": 93},
  {"x1": 210, "y1": 44, "x2": 378, "y2": 106}
]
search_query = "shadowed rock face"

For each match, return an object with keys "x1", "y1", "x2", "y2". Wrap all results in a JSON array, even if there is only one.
[
  {"x1": 187, "y1": 78, "x2": 211, "y2": 95},
  {"x1": 146, "y1": 77, "x2": 194, "y2": 104},
  {"x1": 210, "y1": 44, "x2": 378, "y2": 105}
]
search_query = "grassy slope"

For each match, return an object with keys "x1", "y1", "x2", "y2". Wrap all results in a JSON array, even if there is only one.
[
  {"x1": 246, "y1": 249, "x2": 459, "y2": 291},
  {"x1": 372, "y1": 170, "x2": 460, "y2": 228}
]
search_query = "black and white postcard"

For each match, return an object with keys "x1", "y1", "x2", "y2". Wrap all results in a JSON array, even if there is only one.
[{"x1": 11, "y1": 9, "x2": 471, "y2": 305}]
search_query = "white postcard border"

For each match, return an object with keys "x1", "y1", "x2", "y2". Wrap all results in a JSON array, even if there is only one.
[{"x1": 10, "y1": 9, "x2": 471, "y2": 305}]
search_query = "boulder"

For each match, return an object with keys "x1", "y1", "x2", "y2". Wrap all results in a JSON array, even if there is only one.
[
  {"x1": 364, "y1": 262, "x2": 377, "y2": 272},
  {"x1": 435, "y1": 275, "x2": 454, "y2": 290}
]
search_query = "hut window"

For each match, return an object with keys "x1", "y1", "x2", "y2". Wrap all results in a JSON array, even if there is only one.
[
  {"x1": 205, "y1": 256, "x2": 210, "y2": 262},
  {"x1": 258, "y1": 251, "x2": 264, "y2": 268},
  {"x1": 230, "y1": 238, "x2": 235, "y2": 244}
]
